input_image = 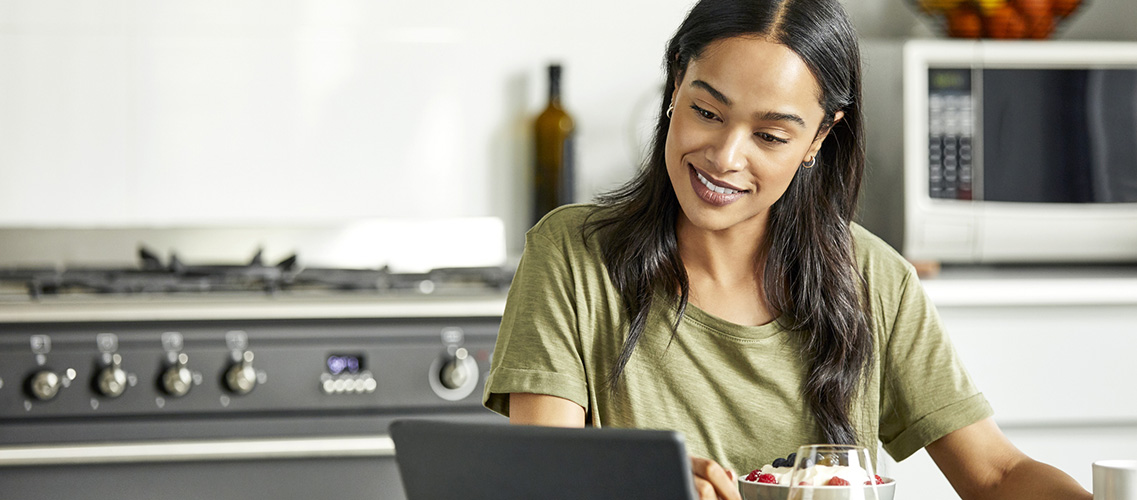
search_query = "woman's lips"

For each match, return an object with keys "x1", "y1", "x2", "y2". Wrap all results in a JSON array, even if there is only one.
[{"x1": 687, "y1": 165, "x2": 747, "y2": 206}]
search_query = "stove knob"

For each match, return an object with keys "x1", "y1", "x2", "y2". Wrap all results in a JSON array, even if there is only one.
[
  {"x1": 224, "y1": 351, "x2": 257, "y2": 395},
  {"x1": 27, "y1": 370, "x2": 62, "y2": 401},
  {"x1": 439, "y1": 348, "x2": 471, "y2": 390},
  {"x1": 161, "y1": 353, "x2": 193, "y2": 398},
  {"x1": 96, "y1": 353, "x2": 128, "y2": 398}
]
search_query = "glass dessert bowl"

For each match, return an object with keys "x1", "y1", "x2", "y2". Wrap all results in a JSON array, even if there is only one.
[{"x1": 738, "y1": 444, "x2": 896, "y2": 500}]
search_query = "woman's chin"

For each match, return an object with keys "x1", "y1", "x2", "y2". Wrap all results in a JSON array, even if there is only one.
[{"x1": 677, "y1": 205, "x2": 766, "y2": 234}]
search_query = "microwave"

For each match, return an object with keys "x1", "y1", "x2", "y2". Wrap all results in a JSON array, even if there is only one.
[{"x1": 860, "y1": 39, "x2": 1137, "y2": 264}]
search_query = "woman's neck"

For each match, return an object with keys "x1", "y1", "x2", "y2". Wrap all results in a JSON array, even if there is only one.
[
  {"x1": 676, "y1": 213, "x2": 768, "y2": 283},
  {"x1": 676, "y1": 212, "x2": 777, "y2": 326}
]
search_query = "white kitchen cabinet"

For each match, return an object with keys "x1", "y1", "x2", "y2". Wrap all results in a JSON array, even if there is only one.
[{"x1": 876, "y1": 268, "x2": 1137, "y2": 499}]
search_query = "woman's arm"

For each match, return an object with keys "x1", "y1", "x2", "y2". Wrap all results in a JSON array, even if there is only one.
[
  {"x1": 507, "y1": 393, "x2": 741, "y2": 500},
  {"x1": 925, "y1": 417, "x2": 1091, "y2": 500},
  {"x1": 507, "y1": 393, "x2": 585, "y2": 427}
]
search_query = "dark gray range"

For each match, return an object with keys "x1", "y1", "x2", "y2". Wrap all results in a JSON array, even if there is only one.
[{"x1": 0, "y1": 253, "x2": 509, "y2": 500}]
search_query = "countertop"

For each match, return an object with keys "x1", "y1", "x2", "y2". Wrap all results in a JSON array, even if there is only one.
[
  {"x1": 0, "y1": 292, "x2": 510, "y2": 323},
  {"x1": 919, "y1": 265, "x2": 1137, "y2": 307}
]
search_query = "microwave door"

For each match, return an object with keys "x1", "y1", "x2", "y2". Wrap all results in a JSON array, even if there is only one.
[
  {"x1": 1087, "y1": 69, "x2": 1137, "y2": 203},
  {"x1": 982, "y1": 69, "x2": 1094, "y2": 203},
  {"x1": 982, "y1": 68, "x2": 1137, "y2": 205}
]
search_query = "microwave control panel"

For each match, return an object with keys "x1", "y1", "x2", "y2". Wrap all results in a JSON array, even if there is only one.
[{"x1": 927, "y1": 68, "x2": 974, "y2": 201}]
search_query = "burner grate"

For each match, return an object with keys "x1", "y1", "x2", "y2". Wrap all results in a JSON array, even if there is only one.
[{"x1": 0, "y1": 247, "x2": 512, "y2": 299}]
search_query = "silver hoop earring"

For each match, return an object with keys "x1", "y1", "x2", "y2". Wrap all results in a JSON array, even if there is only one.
[
  {"x1": 801, "y1": 157, "x2": 816, "y2": 169},
  {"x1": 666, "y1": 104, "x2": 674, "y2": 118}
]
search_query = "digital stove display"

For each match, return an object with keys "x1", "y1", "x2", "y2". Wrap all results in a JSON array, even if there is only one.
[{"x1": 326, "y1": 354, "x2": 365, "y2": 375}]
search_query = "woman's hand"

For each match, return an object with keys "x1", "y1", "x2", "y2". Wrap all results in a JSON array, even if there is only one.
[{"x1": 690, "y1": 456, "x2": 742, "y2": 500}]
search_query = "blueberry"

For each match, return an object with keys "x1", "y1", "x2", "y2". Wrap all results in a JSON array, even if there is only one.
[
  {"x1": 772, "y1": 458, "x2": 785, "y2": 468},
  {"x1": 786, "y1": 453, "x2": 796, "y2": 464}
]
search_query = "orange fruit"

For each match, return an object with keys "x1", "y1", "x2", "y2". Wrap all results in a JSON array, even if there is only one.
[
  {"x1": 1052, "y1": 0, "x2": 1080, "y2": 17},
  {"x1": 1025, "y1": 11, "x2": 1055, "y2": 38},
  {"x1": 947, "y1": 4, "x2": 984, "y2": 38},
  {"x1": 1012, "y1": 0, "x2": 1052, "y2": 19},
  {"x1": 984, "y1": 5, "x2": 1028, "y2": 38},
  {"x1": 1011, "y1": 0, "x2": 1056, "y2": 38},
  {"x1": 1004, "y1": 8, "x2": 1029, "y2": 37}
]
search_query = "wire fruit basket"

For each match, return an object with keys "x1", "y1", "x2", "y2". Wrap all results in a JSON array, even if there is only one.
[{"x1": 911, "y1": 0, "x2": 1086, "y2": 39}]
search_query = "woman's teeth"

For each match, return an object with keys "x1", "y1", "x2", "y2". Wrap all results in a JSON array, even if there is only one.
[{"x1": 696, "y1": 170, "x2": 741, "y2": 195}]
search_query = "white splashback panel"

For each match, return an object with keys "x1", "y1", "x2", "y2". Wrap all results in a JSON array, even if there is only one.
[{"x1": 0, "y1": 0, "x2": 690, "y2": 238}]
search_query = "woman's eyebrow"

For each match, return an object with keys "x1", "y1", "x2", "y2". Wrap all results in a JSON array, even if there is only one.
[
  {"x1": 691, "y1": 79, "x2": 807, "y2": 130},
  {"x1": 757, "y1": 110, "x2": 806, "y2": 129},
  {"x1": 691, "y1": 79, "x2": 732, "y2": 106}
]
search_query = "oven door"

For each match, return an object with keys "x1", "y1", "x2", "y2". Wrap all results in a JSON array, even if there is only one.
[{"x1": 0, "y1": 412, "x2": 501, "y2": 500}]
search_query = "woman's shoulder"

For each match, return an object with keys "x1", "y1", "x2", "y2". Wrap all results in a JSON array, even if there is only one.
[
  {"x1": 850, "y1": 222, "x2": 918, "y2": 287},
  {"x1": 519, "y1": 204, "x2": 613, "y2": 292},
  {"x1": 528, "y1": 203, "x2": 606, "y2": 245},
  {"x1": 531, "y1": 203, "x2": 598, "y2": 230}
]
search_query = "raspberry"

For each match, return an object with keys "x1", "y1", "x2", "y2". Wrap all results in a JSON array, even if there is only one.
[
  {"x1": 826, "y1": 477, "x2": 850, "y2": 486},
  {"x1": 745, "y1": 469, "x2": 761, "y2": 482},
  {"x1": 874, "y1": 475, "x2": 884, "y2": 484},
  {"x1": 757, "y1": 473, "x2": 778, "y2": 484}
]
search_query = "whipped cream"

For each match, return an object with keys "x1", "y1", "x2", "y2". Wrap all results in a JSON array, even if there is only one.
[
  {"x1": 755, "y1": 464, "x2": 872, "y2": 486},
  {"x1": 791, "y1": 464, "x2": 873, "y2": 486}
]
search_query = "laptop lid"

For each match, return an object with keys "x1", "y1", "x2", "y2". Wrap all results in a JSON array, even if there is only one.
[{"x1": 389, "y1": 419, "x2": 698, "y2": 500}]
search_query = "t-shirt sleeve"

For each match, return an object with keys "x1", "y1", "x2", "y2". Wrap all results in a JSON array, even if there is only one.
[
  {"x1": 482, "y1": 226, "x2": 590, "y2": 418},
  {"x1": 878, "y1": 265, "x2": 994, "y2": 462}
]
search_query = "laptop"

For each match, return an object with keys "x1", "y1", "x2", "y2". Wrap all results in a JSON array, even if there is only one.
[{"x1": 389, "y1": 419, "x2": 698, "y2": 500}]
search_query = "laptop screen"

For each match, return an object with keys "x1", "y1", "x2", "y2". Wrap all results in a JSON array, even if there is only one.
[{"x1": 390, "y1": 419, "x2": 698, "y2": 500}]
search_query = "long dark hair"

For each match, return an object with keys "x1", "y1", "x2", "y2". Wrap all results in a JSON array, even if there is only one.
[{"x1": 585, "y1": 0, "x2": 871, "y2": 445}]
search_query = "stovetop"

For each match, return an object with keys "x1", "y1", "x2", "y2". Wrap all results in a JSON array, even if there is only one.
[{"x1": 0, "y1": 248, "x2": 513, "y2": 302}]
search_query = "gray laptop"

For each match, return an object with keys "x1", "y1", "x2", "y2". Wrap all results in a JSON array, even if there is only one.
[{"x1": 389, "y1": 419, "x2": 698, "y2": 500}]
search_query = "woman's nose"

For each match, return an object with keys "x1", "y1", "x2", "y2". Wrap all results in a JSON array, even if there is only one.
[{"x1": 704, "y1": 127, "x2": 749, "y2": 172}]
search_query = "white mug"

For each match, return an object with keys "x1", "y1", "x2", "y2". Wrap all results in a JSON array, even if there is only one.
[{"x1": 1094, "y1": 460, "x2": 1137, "y2": 500}]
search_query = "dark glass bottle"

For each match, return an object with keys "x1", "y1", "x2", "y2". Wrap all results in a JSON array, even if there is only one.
[{"x1": 533, "y1": 64, "x2": 575, "y2": 226}]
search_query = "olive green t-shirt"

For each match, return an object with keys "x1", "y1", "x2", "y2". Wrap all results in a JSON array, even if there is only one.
[{"x1": 483, "y1": 204, "x2": 992, "y2": 473}]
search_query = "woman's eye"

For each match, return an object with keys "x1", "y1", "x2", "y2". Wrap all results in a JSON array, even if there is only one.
[
  {"x1": 755, "y1": 132, "x2": 788, "y2": 144},
  {"x1": 689, "y1": 104, "x2": 718, "y2": 121}
]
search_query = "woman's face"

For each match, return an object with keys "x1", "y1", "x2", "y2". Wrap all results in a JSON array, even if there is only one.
[{"x1": 665, "y1": 36, "x2": 841, "y2": 235}]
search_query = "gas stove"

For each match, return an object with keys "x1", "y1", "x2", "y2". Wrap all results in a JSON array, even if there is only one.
[{"x1": 0, "y1": 245, "x2": 512, "y2": 500}]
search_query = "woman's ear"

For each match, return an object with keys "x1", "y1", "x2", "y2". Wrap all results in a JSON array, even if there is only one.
[
  {"x1": 825, "y1": 110, "x2": 845, "y2": 136},
  {"x1": 807, "y1": 110, "x2": 845, "y2": 158}
]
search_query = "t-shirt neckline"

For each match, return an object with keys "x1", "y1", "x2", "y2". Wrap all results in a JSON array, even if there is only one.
[{"x1": 658, "y1": 294, "x2": 789, "y2": 343}]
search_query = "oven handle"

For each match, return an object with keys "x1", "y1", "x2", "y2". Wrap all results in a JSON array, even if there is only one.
[{"x1": 0, "y1": 435, "x2": 395, "y2": 466}]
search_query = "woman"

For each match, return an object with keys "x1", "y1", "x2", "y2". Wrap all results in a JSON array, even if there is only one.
[{"x1": 483, "y1": 0, "x2": 1091, "y2": 499}]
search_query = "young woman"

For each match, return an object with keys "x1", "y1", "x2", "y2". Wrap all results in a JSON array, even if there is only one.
[{"x1": 483, "y1": 0, "x2": 1091, "y2": 498}]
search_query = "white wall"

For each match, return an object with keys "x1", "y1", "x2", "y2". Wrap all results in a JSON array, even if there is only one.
[
  {"x1": 1, "y1": 0, "x2": 1134, "y2": 253},
  {"x1": 0, "y1": 0, "x2": 690, "y2": 252}
]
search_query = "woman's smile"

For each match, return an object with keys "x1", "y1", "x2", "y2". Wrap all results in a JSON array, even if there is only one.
[{"x1": 688, "y1": 164, "x2": 748, "y2": 206}]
